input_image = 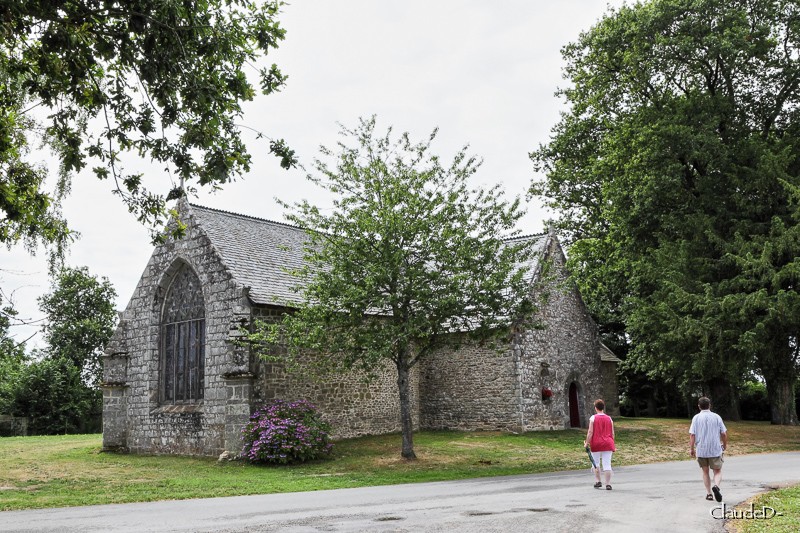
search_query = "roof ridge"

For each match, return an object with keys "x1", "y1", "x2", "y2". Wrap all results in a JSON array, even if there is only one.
[
  {"x1": 504, "y1": 231, "x2": 548, "y2": 242},
  {"x1": 188, "y1": 203, "x2": 304, "y2": 231},
  {"x1": 190, "y1": 203, "x2": 544, "y2": 241}
]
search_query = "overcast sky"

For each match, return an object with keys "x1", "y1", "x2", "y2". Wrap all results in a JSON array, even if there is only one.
[{"x1": 2, "y1": 0, "x2": 627, "y2": 347}]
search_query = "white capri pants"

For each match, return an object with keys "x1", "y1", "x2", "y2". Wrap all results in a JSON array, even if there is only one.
[{"x1": 591, "y1": 451, "x2": 613, "y2": 471}]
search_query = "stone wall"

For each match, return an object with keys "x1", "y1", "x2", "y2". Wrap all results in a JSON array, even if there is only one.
[
  {"x1": 250, "y1": 306, "x2": 414, "y2": 439},
  {"x1": 600, "y1": 361, "x2": 621, "y2": 416},
  {"x1": 514, "y1": 236, "x2": 603, "y2": 430},
  {"x1": 419, "y1": 338, "x2": 520, "y2": 431},
  {"x1": 102, "y1": 199, "x2": 252, "y2": 456},
  {"x1": 418, "y1": 237, "x2": 607, "y2": 433}
]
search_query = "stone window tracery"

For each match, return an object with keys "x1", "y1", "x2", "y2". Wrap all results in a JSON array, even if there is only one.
[{"x1": 161, "y1": 264, "x2": 205, "y2": 403}]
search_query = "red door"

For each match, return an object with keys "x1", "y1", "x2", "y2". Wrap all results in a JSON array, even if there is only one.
[{"x1": 569, "y1": 382, "x2": 581, "y2": 427}]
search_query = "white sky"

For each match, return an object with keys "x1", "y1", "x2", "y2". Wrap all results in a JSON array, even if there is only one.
[{"x1": 2, "y1": 0, "x2": 627, "y2": 348}]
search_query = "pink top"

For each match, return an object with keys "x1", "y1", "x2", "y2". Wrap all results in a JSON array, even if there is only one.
[{"x1": 589, "y1": 413, "x2": 616, "y2": 452}]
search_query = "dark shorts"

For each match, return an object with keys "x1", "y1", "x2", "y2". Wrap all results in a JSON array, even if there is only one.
[{"x1": 697, "y1": 456, "x2": 724, "y2": 470}]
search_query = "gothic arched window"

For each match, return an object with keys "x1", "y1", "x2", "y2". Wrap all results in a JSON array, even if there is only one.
[{"x1": 161, "y1": 264, "x2": 205, "y2": 403}]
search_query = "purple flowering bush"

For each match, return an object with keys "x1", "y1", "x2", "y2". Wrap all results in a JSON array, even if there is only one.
[{"x1": 241, "y1": 399, "x2": 333, "y2": 464}]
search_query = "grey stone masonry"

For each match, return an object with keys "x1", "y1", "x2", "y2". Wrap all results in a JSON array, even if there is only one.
[
  {"x1": 250, "y1": 305, "x2": 417, "y2": 439},
  {"x1": 254, "y1": 355, "x2": 416, "y2": 440},
  {"x1": 419, "y1": 234, "x2": 606, "y2": 433},
  {"x1": 515, "y1": 235, "x2": 602, "y2": 430},
  {"x1": 600, "y1": 343, "x2": 622, "y2": 416},
  {"x1": 224, "y1": 373, "x2": 255, "y2": 454},
  {"x1": 102, "y1": 198, "x2": 252, "y2": 456},
  {"x1": 0, "y1": 415, "x2": 28, "y2": 437},
  {"x1": 420, "y1": 337, "x2": 519, "y2": 431}
]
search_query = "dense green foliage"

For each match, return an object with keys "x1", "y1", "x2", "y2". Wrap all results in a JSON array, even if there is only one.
[
  {"x1": 0, "y1": 295, "x2": 27, "y2": 414},
  {"x1": 1, "y1": 0, "x2": 294, "y2": 251},
  {"x1": 11, "y1": 355, "x2": 100, "y2": 434},
  {"x1": 739, "y1": 381, "x2": 771, "y2": 421},
  {"x1": 249, "y1": 117, "x2": 536, "y2": 459},
  {"x1": 3, "y1": 266, "x2": 116, "y2": 434},
  {"x1": 38, "y1": 266, "x2": 117, "y2": 386},
  {"x1": 0, "y1": 74, "x2": 70, "y2": 257},
  {"x1": 531, "y1": 0, "x2": 800, "y2": 423}
]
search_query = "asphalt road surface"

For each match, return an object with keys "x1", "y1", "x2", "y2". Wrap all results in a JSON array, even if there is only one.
[{"x1": 2, "y1": 452, "x2": 799, "y2": 533}]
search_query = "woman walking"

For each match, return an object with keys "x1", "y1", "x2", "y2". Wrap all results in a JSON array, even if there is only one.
[{"x1": 584, "y1": 399, "x2": 616, "y2": 490}]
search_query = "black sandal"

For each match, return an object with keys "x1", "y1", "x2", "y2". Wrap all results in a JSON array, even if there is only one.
[
  {"x1": 594, "y1": 482, "x2": 602, "y2": 488},
  {"x1": 606, "y1": 485, "x2": 612, "y2": 490},
  {"x1": 706, "y1": 494, "x2": 714, "y2": 501}
]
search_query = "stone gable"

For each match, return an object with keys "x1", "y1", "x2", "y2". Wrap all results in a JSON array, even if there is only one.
[
  {"x1": 419, "y1": 235, "x2": 604, "y2": 433},
  {"x1": 103, "y1": 199, "x2": 252, "y2": 455}
]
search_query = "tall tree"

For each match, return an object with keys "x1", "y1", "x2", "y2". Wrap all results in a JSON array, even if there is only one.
[
  {"x1": 38, "y1": 266, "x2": 117, "y2": 387},
  {"x1": 531, "y1": 0, "x2": 800, "y2": 423},
  {"x1": 9, "y1": 266, "x2": 116, "y2": 433},
  {"x1": 0, "y1": 71, "x2": 70, "y2": 257},
  {"x1": 0, "y1": 294, "x2": 28, "y2": 414},
  {"x1": 251, "y1": 117, "x2": 536, "y2": 459},
  {"x1": 1, "y1": 0, "x2": 294, "y2": 251}
]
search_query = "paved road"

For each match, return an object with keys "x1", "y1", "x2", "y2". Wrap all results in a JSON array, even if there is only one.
[{"x1": 2, "y1": 452, "x2": 799, "y2": 533}]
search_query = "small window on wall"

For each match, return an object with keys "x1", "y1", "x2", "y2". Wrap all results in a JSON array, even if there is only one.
[{"x1": 161, "y1": 264, "x2": 205, "y2": 403}]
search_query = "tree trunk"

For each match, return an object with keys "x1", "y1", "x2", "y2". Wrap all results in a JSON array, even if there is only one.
[
  {"x1": 396, "y1": 361, "x2": 416, "y2": 460},
  {"x1": 707, "y1": 377, "x2": 741, "y2": 421},
  {"x1": 663, "y1": 385, "x2": 678, "y2": 418},
  {"x1": 765, "y1": 375, "x2": 798, "y2": 425},
  {"x1": 645, "y1": 393, "x2": 657, "y2": 417}
]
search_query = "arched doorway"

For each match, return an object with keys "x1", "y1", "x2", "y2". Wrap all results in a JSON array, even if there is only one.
[{"x1": 569, "y1": 382, "x2": 581, "y2": 427}]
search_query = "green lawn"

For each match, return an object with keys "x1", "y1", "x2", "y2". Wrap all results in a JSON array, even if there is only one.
[
  {"x1": 1, "y1": 417, "x2": 799, "y2": 511},
  {"x1": 729, "y1": 485, "x2": 800, "y2": 533}
]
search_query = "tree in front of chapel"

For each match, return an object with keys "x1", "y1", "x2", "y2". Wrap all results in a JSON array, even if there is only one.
[
  {"x1": 531, "y1": 0, "x2": 800, "y2": 423},
  {"x1": 250, "y1": 117, "x2": 536, "y2": 459}
]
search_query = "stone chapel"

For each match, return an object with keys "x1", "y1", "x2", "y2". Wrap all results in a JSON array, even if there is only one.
[{"x1": 102, "y1": 199, "x2": 620, "y2": 456}]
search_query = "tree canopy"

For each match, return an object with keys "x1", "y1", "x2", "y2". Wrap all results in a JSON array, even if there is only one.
[
  {"x1": 531, "y1": 0, "x2": 800, "y2": 423},
  {"x1": 1, "y1": 0, "x2": 294, "y2": 252},
  {"x1": 250, "y1": 117, "x2": 536, "y2": 458},
  {"x1": 38, "y1": 265, "x2": 117, "y2": 386},
  {"x1": 7, "y1": 267, "x2": 116, "y2": 434},
  {"x1": 2, "y1": 266, "x2": 116, "y2": 433},
  {"x1": 0, "y1": 294, "x2": 27, "y2": 414}
]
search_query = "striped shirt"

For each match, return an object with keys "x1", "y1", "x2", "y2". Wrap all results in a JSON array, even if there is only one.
[{"x1": 689, "y1": 409, "x2": 727, "y2": 458}]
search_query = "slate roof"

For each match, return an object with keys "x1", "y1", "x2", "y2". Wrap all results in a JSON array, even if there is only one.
[
  {"x1": 505, "y1": 233, "x2": 548, "y2": 282},
  {"x1": 189, "y1": 203, "x2": 550, "y2": 307},
  {"x1": 599, "y1": 342, "x2": 623, "y2": 363},
  {"x1": 190, "y1": 204, "x2": 310, "y2": 306}
]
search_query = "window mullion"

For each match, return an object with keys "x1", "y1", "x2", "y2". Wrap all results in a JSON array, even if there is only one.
[{"x1": 160, "y1": 265, "x2": 206, "y2": 405}]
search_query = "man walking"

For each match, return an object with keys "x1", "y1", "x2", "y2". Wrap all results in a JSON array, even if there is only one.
[{"x1": 689, "y1": 396, "x2": 728, "y2": 502}]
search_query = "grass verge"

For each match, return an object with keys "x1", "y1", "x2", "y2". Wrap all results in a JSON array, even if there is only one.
[
  {"x1": 1, "y1": 417, "x2": 799, "y2": 511},
  {"x1": 726, "y1": 484, "x2": 800, "y2": 533}
]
